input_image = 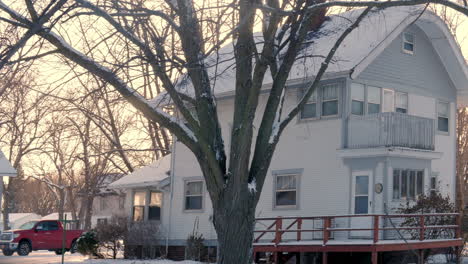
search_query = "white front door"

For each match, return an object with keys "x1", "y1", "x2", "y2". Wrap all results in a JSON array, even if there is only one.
[{"x1": 350, "y1": 171, "x2": 373, "y2": 238}]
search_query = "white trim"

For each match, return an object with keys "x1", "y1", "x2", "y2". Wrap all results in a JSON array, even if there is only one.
[{"x1": 337, "y1": 147, "x2": 442, "y2": 160}]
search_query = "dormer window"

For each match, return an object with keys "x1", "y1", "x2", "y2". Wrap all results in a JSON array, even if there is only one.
[{"x1": 402, "y1": 32, "x2": 414, "y2": 54}]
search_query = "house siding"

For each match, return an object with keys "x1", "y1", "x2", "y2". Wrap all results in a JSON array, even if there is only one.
[{"x1": 128, "y1": 23, "x2": 458, "y2": 247}]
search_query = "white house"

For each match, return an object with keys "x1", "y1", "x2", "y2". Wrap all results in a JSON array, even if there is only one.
[
  {"x1": 111, "y1": 6, "x2": 468, "y2": 262},
  {"x1": 0, "y1": 213, "x2": 40, "y2": 231}
]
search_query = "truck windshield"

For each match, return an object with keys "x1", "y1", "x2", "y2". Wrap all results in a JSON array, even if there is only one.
[{"x1": 18, "y1": 221, "x2": 38, "y2": 230}]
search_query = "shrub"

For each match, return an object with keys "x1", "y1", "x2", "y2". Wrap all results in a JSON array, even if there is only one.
[
  {"x1": 95, "y1": 216, "x2": 127, "y2": 259},
  {"x1": 124, "y1": 221, "x2": 162, "y2": 259},
  {"x1": 396, "y1": 191, "x2": 457, "y2": 263},
  {"x1": 185, "y1": 232, "x2": 205, "y2": 261},
  {"x1": 77, "y1": 230, "x2": 100, "y2": 258}
]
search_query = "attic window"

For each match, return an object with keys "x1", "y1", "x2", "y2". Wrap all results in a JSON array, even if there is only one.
[{"x1": 402, "y1": 32, "x2": 414, "y2": 54}]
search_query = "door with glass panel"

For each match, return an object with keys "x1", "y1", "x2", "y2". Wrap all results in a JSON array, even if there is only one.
[{"x1": 350, "y1": 171, "x2": 373, "y2": 238}]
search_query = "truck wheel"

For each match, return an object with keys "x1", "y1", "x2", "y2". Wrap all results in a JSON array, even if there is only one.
[
  {"x1": 2, "y1": 249, "x2": 13, "y2": 256},
  {"x1": 55, "y1": 249, "x2": 63, "y2": 255},
  {"x1": 17, "y1": 241, "x2": 30, "y2": 256},
  {"x1": 70, "y1": 241, "x2": 77, "y2": 254}
]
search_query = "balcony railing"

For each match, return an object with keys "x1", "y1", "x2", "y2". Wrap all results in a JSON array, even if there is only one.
[{"x1": 346, "y1": 112, "x2": 435, "y2": 150}]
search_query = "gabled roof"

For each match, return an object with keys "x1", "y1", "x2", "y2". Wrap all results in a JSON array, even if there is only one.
[
  {"x1": 151, "y1": 6, "x2": 467, "y2": 106},
  {"x1": 109, "y1": 155, "x2": 172, "y2": 189},
  {"x1": 0, "y1": 150, "x2": 16, "y2": 177}
]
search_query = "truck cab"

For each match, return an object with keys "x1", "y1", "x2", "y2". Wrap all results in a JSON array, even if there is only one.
[{"x1": 0, "y1": 219, "x2": 83, "y2": 256}]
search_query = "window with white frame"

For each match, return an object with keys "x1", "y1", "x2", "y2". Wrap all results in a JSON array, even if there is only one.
[
  {"x1": 322, "y1": 84, "x2": 339, "y2": 116},
  {"x1": 402, "y1": 32, "x2": 415, "y2": 54},
  {"x1": 300, "y1": 83, "x2": 341, "y2": 120},
  {"x1": 437, "y1": 101, "x2": 449, "y2": 133},
  {"x1": 133, "y1": 191, "x2": 146, "y2": 221},
  {"x1": 148, "y1": 191, "x2": 162, "y2": 220},
  {"x1": 274, "y1": 174, "x2": 298, "y2": 207},
  {"x1": 301, "y1": 88, "x2": 318, "y2": 119},
  {"x1": 100, "y1": 197, "x2": 106, "y2": 211},
  {"x1": 395, "y1": 92, "x2": 408, "y2": 113},
  {"x1": 392, "y1": 169, "x2": 424, "y2": 200},
  {"x1": 184, "y1": 181, "x2": 203, "y2": 211},
  {"x1": 367, "y1": 86, "x2": 381, "y2": 114},
  {"x1": 351, "y1": 83, "x2": 365, "y2": 115},
  {"x1": 119, "y1": 195, "x2": 125, "y2": 210}
]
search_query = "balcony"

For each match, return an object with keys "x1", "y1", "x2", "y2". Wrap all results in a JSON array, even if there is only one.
[{"x1": 346, "y1": 112, "x2": 435, "y2": 151}]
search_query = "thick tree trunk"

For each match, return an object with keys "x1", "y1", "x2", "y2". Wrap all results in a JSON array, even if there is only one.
[
  {"x1": 84, "y1": 195, "x2": 94, "y2": 230},
  {"x1": 212, "y1": 189, "x2": 256, "y2": 264}
]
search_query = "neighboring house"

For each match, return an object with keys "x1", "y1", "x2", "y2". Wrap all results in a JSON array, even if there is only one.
[
  {"x1": 0, "y1": 213, "x2": 40, "y2": 231},
  {"x1": 111, "y1": 6, "x2": 468, "y2": 262},
  {"x1": 42, "y1": 212, "x2": 74, "y2": 221},
  {"x1": 74, "y1": 174, "x2": 127, "y2": 228},
  {"x1": 109, "y1": 156, "x2": 171, "y2": 223}
]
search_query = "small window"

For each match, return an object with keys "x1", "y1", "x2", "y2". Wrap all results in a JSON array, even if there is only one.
[
  {"x1": 185, "y1": 181, "x2": 203, "y2": 211},
  {"x1": 402, "y1": 32, "x2": 414, "y2": 54},
  {"x1": 322, "y1": 84, "x2": 339, "y2": 116},
  {"x1": 393, "y1": 169, "x2": 424, "y2": 200},
  {"x1": 301, "y1": 88, "x2": 318, "y2": 119},
  {"x1": 351, "y1": 83, "x2": 365, "y2": 115},
  {"x1": 100, "y1": 197, "x2": 107, "y2": 211},
  {"x1": 367, "y1": 86, "x2": 381, "y2": 114},
  {"x1": 133, "y1": 191, "x2": 146, "y2": 221},
  {"x1": 430, "y1": 173, "x2": 438, "y2": 193},
  {"x1": 275, "y1": 174, "x2": 298, "y2": 207},
  {"x1": 437, "y1": 101, "x2": 449, "y2": 133},
  {"x1": 149, "y1": 191, "x2": 162, "y2": 220},
  {"x1": 119, "y1": 195, "x2": 125, "y2": 210},
  {"x1": 395, "y1": 92, "x2": 408, "y2": 113},
  {"x1": 97, "y1": 218, "x2": 108, "y2": 225}
]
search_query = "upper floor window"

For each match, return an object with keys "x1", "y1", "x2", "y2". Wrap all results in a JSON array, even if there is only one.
[
  {"x1": 393, "y1": 169, "x2": 423, "y2": 200},
  {"x1": 322, "y1": 84, "x2": 339, "y2": 116},
  {"x1": 133, "y1": 191, "x2": 146, "y2": 222},
  {"x1": 402, "y1": 32, "x2": 415, "y2": 54},
  {"x1": 437, "y1": 101, "x2": 449, "y2": 133},
  {"x1": 301, "y1": 89, "x2": 317, "y2": 119},
  {"x1": 351, "y1": 83, "x2": 365, "y2": 115},
  {"x1": 184, "y1": 181, "x2": 203, "y2": 211},
  {"x1": 395, "y1": 92, "x2": 408, "y2": 113},
  {"x1": 274, "y1": 174, "x2": 298, "y2": 208},
  {"x1": 367, "y1": 86, "x2": 381, "y2": 114},
  {"x1": 351, "y1": 83, "x2": 382, "y2": 115},
  {"x1": 300, "y1": 83, "x2": 341, "y2": 120},
  {"x1": 100, "y1": 197, "x2": 107, "y2": 211}
]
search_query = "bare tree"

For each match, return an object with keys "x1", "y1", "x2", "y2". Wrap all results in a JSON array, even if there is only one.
[
  {"x1": 0, "y1": 66, "x2": 49, "y2": 229},
  {"x1": 0, "y1": 0, "x2": 467, "y2": 263}
]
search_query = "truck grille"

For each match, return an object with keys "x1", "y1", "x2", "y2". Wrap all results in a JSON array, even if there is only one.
[{"x1": 0, "y1": 232, "x2": 12, "y2": 241}]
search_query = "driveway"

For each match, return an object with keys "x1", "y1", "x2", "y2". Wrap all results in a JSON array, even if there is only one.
[{"x1": 0, "y1": 250, "x2": 86, "y2": 264}]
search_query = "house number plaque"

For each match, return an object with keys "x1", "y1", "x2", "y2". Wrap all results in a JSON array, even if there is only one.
[{"x1": 375, "y1": 183, "x2": 383, "y2": 194}]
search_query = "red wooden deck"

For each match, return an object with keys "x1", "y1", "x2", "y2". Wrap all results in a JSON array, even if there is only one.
[{"x1": 253, "y1": 213, "x2": 463, "y2": 264}]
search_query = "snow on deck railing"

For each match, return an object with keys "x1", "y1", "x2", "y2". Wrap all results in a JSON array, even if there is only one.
[{"x1": 253, "y1": 213, "x2": 462, "y2": 245}]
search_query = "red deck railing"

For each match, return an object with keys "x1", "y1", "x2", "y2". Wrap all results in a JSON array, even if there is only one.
[{"x1": 254, "y1": 213, "x2": 462, "y2": 245}]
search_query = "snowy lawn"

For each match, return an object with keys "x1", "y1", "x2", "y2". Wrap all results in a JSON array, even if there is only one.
[{"x1": 66, "y1": 260, "x2": 204, "y2": 264}]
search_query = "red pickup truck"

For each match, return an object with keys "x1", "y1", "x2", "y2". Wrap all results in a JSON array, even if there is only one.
[{"x1": 0, "y1": 220, "x2": 83, "y2": 256}]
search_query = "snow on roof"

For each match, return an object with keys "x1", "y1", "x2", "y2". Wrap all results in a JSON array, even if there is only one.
[
  {"x1": 0, "y1": 213, "x2": 41, "y2": 223},
  {"x1": 109, "y1": 155, "x2": 171, "y2": 189},
  {"x1": 151, "y1": 6, "x2": 467, "y2": 107},
  {"x1": 41, "y1": 212, "x2": 74, "y2": 220},
  {"x1": 0, "y1": 150, "x2": 16, "y2": 176}
]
